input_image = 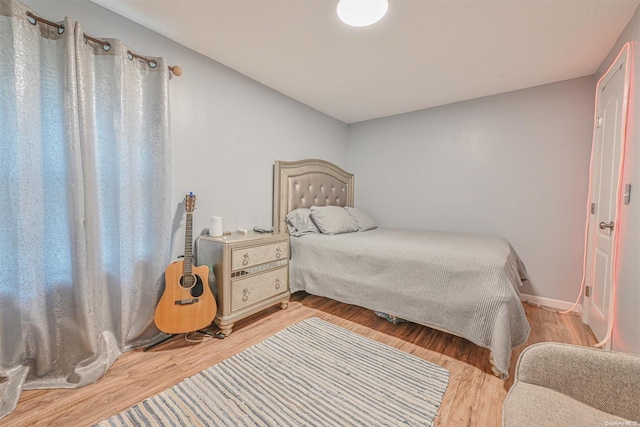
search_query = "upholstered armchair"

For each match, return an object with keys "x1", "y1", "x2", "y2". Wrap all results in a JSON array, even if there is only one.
[{"x1": 503, "y1": 342, "x2": 640, "y2": 426}]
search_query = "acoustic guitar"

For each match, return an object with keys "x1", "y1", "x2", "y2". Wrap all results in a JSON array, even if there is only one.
[{"x1": 154, "y1": 193, "x2": 217, "y2": 334}]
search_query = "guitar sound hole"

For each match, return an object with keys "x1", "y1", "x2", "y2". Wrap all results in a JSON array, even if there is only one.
[
  {"x1": 179, "y1": 274, "x2": 204, "y2": 297},
  {"x1": 180, "y1": 273, "x2": 197, "y2": 289}
]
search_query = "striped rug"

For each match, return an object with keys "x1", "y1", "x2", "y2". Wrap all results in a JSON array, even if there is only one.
[{"x1": 97, "y1": 317, "x2": 449, "y2": 427}]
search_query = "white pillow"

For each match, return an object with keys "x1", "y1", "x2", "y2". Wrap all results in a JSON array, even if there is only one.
[
  {"x1": 310, "y1": 206, "x2": 358, "y2": 235},
  {"x1": 345, "y1": 207, "x2": 377, "y2": 231},
  {"x1": 286, "y1": 208, "x2": 320, "y2": 236}
]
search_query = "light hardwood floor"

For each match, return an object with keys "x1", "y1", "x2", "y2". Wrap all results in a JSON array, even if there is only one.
[{"x1": 4, "y1": 292, "x2": 596, "y2": 427}]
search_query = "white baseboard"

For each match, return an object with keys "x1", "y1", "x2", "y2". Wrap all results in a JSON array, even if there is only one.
[{"x1": 520, "y1": 293, "x2": 582, "y2": 314}]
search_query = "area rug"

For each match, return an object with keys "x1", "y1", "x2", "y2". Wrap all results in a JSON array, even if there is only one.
[{"x1": 96, "y1": 317, "x2": 449, "y2": 426}]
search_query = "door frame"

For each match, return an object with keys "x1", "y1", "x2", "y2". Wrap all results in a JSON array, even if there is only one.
[{"x1": 582, "y1": 42, "x2": 631, "y2": 349}]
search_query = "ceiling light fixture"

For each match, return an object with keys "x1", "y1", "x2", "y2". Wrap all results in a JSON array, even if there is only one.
[{"x1": 337, "y1": 0, "x2": 388, "y2": 27}]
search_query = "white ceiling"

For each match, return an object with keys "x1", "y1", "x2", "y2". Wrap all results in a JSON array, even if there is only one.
[{"x1": 92, "y1": 0, "x2": 639, "y2": 123}]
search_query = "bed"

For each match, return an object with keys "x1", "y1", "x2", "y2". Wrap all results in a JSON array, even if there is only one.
[{"x1": 273, "y1": 159, "x2": 530, "y2": 379}]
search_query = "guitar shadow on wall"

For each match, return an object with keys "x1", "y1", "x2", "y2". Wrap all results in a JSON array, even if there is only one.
[{"x1": 169, "y1": 199, "x2": 186, "y2": 261}]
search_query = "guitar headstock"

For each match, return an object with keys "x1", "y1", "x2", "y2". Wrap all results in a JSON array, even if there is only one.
[{"x1": 185, "y1": 192, "x2": 197, "y2": 213}]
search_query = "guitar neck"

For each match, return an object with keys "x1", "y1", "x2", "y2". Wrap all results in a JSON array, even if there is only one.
[{"x1": 183, "y1": 212, "x2": 194, "y2": 274}]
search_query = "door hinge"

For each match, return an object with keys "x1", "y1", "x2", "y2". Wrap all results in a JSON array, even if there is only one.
[
  {"x1": 624, "y1": 184, "x2": 632, "y2": 205},
  {"x1": 591, "y1": 203, "x2": 596, "y2": 214},
  {"x1": 596, "y1": 117, "x2": 603, "y2": 128},
  {"x1": 585, "y1": 286, "x2": 593, "y2": 298}
]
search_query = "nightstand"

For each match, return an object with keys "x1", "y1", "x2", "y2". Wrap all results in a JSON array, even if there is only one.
[{"x1": 195, "y1": 231, "x2": 289, "y2": 336}]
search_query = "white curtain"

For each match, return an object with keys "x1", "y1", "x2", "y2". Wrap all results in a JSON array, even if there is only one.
[{"x1": 0, "y1": 0, "x2": 172, "y2": 418}]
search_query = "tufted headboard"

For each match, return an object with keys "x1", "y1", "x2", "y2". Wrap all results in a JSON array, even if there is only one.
[{"x1": 272, "y1": 159, "x2": 354, "y2": 232}]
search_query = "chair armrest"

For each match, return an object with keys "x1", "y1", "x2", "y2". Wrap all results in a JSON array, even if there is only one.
[{"x1": 515, "y1": 342, "x2": 640, "y2": 421}]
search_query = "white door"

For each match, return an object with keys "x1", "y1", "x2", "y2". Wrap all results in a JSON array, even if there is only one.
[{"x1": 583, "y1": 44, "x2": 630, "y2": 348}]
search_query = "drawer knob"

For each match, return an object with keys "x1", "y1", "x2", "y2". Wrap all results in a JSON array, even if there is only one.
[
  {"x1": 242, "y1": 287, "x2": 250, "y2": 302},
  {"x1": 242, "y1": 252, "x2": 250, "y2": 266},
  {"x1": 276, "y1": 247, "x2": 282, "y2": 258},
  {"x1": 275, "y1": 278, "x2": 281, "y2": 290}
]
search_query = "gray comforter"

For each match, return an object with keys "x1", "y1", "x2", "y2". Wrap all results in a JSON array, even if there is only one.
[{"x1": 289, "y1": 228, "x2": 530, "y2": 378}]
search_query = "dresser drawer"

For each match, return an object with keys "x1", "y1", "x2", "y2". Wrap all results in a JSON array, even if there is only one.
[
  {"x1": 231, "y1": 267, "x2": 288, "y2": 312},
  {"x1": 231, "y1": 241, "x2": 288, "y2": 271}
]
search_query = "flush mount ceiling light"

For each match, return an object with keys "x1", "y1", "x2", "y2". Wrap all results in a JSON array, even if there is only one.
[{"x1": 337, "y1": 0, "x2": 389, "y2": 27}]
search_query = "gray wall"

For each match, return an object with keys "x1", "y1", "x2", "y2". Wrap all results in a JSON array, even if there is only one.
[
  {"x1": 347, "y1": 77, "x2": 595, "y2": 304},
  {"x1": 24, "y1": 0, "x2": 349, "y2": 260},
  {"x1": 596, "y1": 6, "x2": 640, "y2": 355}
]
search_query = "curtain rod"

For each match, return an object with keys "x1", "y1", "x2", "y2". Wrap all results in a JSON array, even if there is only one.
[{"x1": 26, "y1": 12, "x2": 183, "y2": 77}]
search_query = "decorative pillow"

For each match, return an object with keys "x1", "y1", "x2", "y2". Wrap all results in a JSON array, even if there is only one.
[
  {"x1": 345, "y1": 206, "x2": 377, "y2": 231},
  {"x1": 286, "y1": 208, "x2": 320, "y2": 236},
  {"x1": 309, "y1": 206, "x2": 358, "y2": 235}
]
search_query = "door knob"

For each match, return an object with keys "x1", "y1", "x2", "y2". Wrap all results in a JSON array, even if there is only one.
[{"x1": 599, "y1": 221, "x2": 615, "y2": 231}]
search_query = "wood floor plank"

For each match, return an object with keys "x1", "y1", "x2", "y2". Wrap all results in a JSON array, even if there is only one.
[{"x1": 1, "y1": 294, "x2": 597, "y2": 427}]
